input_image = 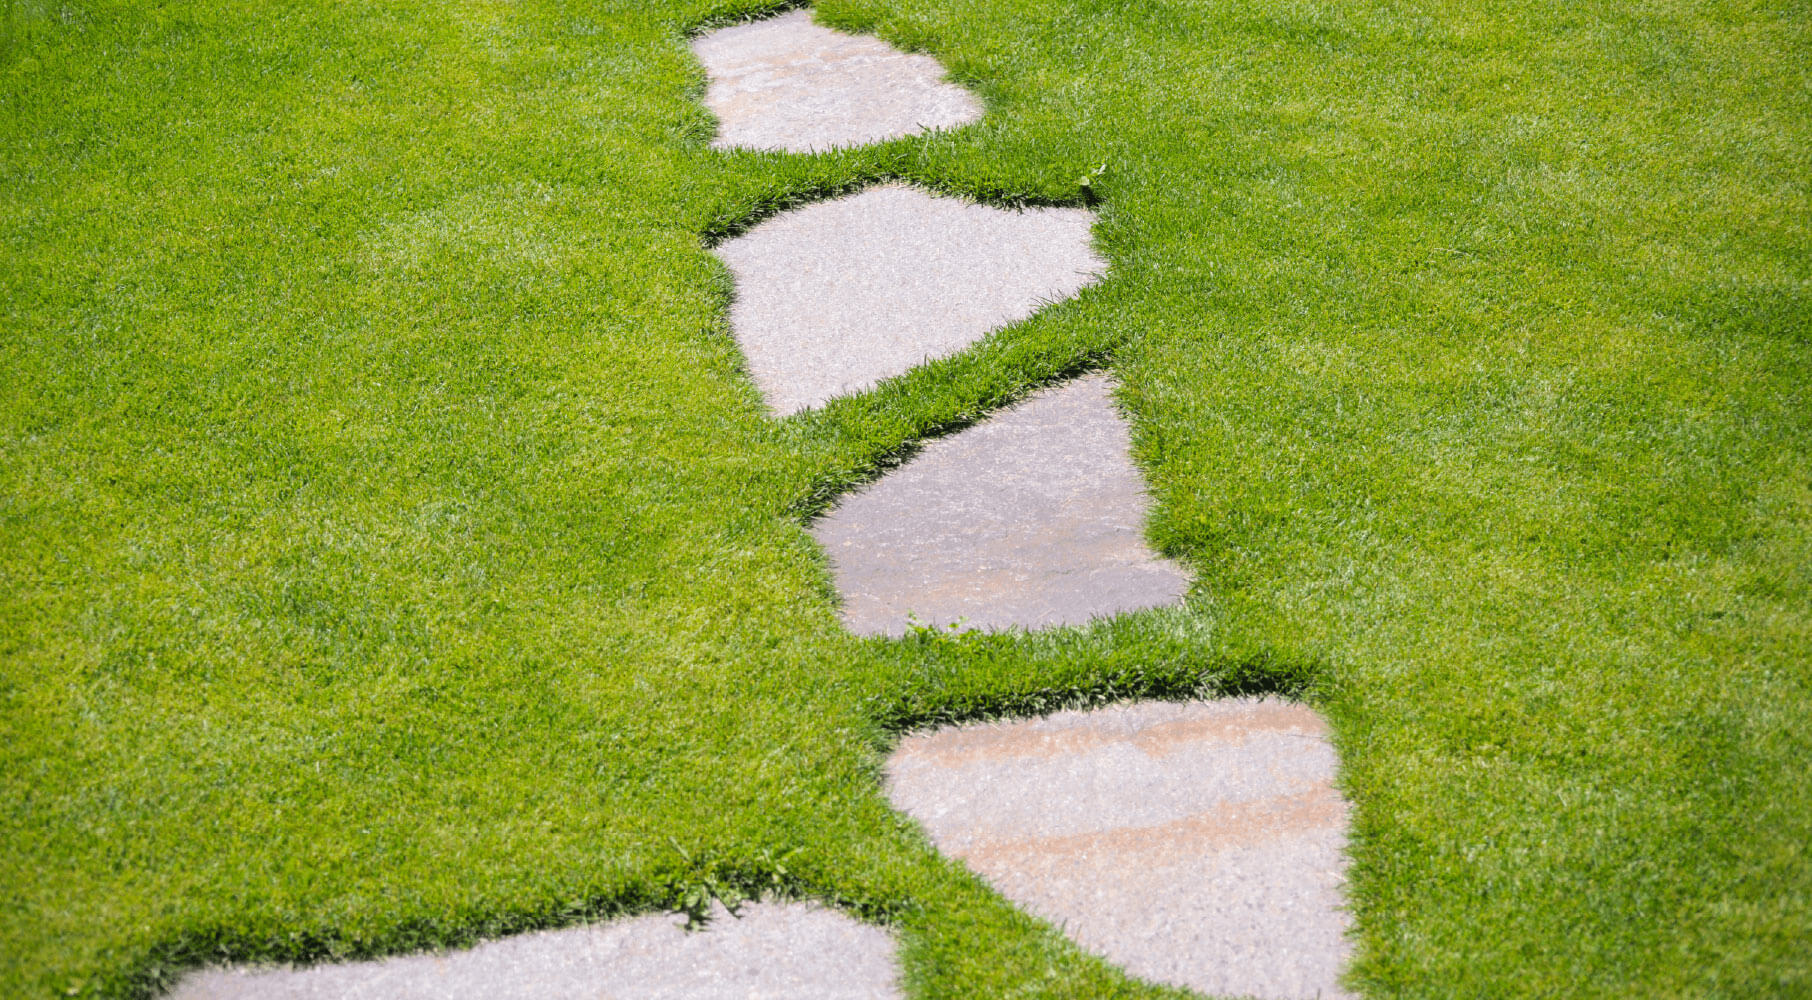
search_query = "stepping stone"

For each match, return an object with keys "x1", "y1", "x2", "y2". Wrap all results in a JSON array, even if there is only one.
[
  {"x1": 811, "y1": 374, "x2": 1188, "y2": 635},
  {"x1": 691, "y1": 10, "x2": 982, "y2": 153},
  {"x1": 884, "y1": 699, "x2": 1354, "y2": 1000},
  {"x1": 714, "y1": 185, "x2": 1103, "y2": 416},
  {"x1": 165, "y1": 901, "x2": 900, "y2": 1000}
]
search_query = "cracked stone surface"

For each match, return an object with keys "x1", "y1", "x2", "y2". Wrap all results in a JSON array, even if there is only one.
[
  {"x1": 692, "y1": 10, "x2": 982, "y2": 152},
  {"x1": 811, "y1": 373, "x2": 1187, "y2": 635},
  {"x1": 164, "y1": 901, "x2": 900, "y2": 1000},
  {"x1": 714, "y1": 184, "x2": 1104, "y2": 416},
  {"x1": 885, "y1": 698, "x2": 1354, "y2": 999}
]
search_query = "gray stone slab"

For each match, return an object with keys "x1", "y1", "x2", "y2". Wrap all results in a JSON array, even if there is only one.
[
  {"x1": 811, "y1": 374, "x2": 1188, "y2": 636},
  {"x1": 714, "y1": 184, "x2": 1104, "y2": 416},
  {"x1": 165, "y1": 901, "x2": 900, "y2": 1000},
  {"x1": 884, "y1": 699, "x2": 1354, "y2": 999},
  {"x1": 691, "y1": 10, "x2": 982, "y2": 153}
]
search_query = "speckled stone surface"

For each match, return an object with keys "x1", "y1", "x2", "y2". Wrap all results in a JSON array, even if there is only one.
[
  {"x1": 691, "y1": 10, "x2": 981, "y2": 152},
  {"x1": 811, "y1": 374, "x2": 1187, "y2": 635},
  {"x1": 885, "y1": 699, "x2": 1354, "y2": 999},
  {"x1": 714, "y1": 184, "x2": 1103, "y2": 416},
  {"x1": 165, "y1": 901, "x2": 900, "y2": 1000}
]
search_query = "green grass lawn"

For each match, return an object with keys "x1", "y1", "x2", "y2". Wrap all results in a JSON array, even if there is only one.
[{"x1": 4, "y1": 0, "x2": 1809, "y2": 996}]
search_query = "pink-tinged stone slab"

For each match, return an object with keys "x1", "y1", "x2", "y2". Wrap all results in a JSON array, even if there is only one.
[
  {"x1": 884, "y1": 699, "x2": 1354, "y2": 999},
  {"x1": 811, "y1": 374, "x2": 1188, "y2": 635},
  {"x1": 691, "y1": 10, "x2": 982, "y2": 152},
  {"x1": 714, "y1": 184, "x2": 1103, "y2": 417},
  {"x1": 165, "y1": 901, "x2": 899, "y2": 1000}
]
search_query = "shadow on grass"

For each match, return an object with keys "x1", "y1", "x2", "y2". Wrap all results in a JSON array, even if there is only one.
[{"x1": 858, "y1": 610, "x2": 1324, "y2": 741}]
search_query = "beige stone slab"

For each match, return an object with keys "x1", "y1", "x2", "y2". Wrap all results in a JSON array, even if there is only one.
[
  {"x1": 885, "y1": 699, "x2": 1354, "y2": 999},
  {"x1": 692, "y1": 10, "x2": 981, "y2": 153},
  {"x1": 811, "y1": 374, "x2": 1188, "y2": 635},
  {"x1": 165, "y1": 901, "x2": 899, "y2": 1000},
  {"x1": 715, "y1": 184, "x2": 1103, "y2": 416}
]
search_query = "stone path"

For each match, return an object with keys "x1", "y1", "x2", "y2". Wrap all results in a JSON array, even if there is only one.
[
  {"x1": 714, "y1": 184, "x2": 1102, "y2": 416},
  {"x1": 812, "y1": 373, "x2": 1189, "y2": 636},
  {"x1": 886, "y1": 699, "x2": 1354, "y2": 999},
  {"x1": 692, "y1": 10, "x2": 982, "y2": 153},
  {"x1": 168, "y1": 902, "x2": 900, "y2": 1000},
  {"x1": 165, "y1": 9, "x2": 1358, "y2": 998}
]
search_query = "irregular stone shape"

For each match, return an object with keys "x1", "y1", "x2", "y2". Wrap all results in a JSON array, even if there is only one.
[
  {"x1": 714, "y1": 184, "x2": 1103, "y2": 416},
  {"x1": 884, "y1": 699, "x2": 1354, "y2": 999},
  {"x1": 811, "y1": 374, "x2": 1188, "y2": 635},
  {"x1": 165, "y1": 901, "x2": 899, "y2": 1000},
  {"x1": 692, "y1": 10, "x2": 982, "y2": 153}
]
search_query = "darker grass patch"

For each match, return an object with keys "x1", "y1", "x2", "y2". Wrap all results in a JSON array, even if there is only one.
[
  {"x1": 860, "y1": 616, "x2": 1320, "y2": 741},
  {"x1": 1668, "y1": 278, "x2": 1812, "y2": 345}
]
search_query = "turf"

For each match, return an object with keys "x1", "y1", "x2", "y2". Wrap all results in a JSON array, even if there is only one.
[{"x1": 2, "y1": 0, "x2": 1808, "y2": 997}]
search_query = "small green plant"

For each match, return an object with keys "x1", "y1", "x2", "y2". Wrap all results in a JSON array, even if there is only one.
[
  {"x1": 1077, "y1": 162, "x2": 1108, "y2": 204},
  {"x1": 901, "y1": 613, "x2": 982, "y2": 645}
]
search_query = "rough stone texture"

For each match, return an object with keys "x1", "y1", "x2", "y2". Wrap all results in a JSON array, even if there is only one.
[
  {"x1": 692, "y1": 10, "x2": 982, "y2": 153},
  {"x1": 714, "y1": 184, "x2": 1103, "y2": 416},
  {"x1": 165, "y1": 901, "x2": 899, "y2": 1000},
  {"x1": 884, "y1": 699, "x2": 1354, "y2": 999},
  {"x1": 811, "y1": 374, "x2": 1188, "y2": 635}
]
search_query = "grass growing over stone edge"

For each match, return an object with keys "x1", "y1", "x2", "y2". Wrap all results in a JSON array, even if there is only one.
[{"x1": 2, "y1": 0, "x2": 1809, "y2": 997}]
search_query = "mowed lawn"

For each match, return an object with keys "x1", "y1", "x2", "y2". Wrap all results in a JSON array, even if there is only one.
[{"x1": 3, "y1": 0, "x2": 1809, "y2": 996}]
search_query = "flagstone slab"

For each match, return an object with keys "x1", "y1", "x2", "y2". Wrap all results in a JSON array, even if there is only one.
[
  {"x1": 884, "y1": 698, "x2": 1354, "y2": 999},
  {"x1": 714, "y1": 184, "x2": 1103, "y2": 416},
  {"x1": 811, "y1": 374, "x2": 1187, "y2": 635},
  {"x1": 165, "y1": 901, "x2": 899, "y2": 1000},
  {"x1": 692, "y1": 10, "x2": 982, "y2": 152}
]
